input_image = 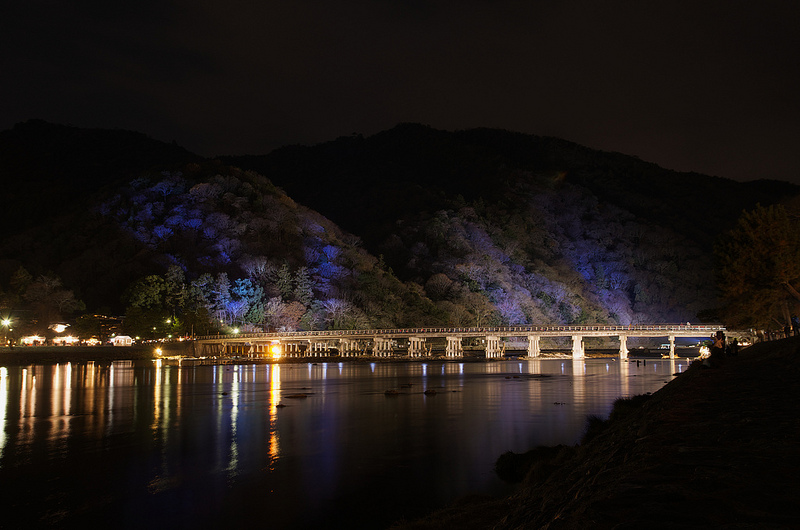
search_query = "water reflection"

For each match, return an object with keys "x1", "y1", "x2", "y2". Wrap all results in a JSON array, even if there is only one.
[
  {"x1": 572, "y1": 359, "x2": 585, "y2": 408},
  {"x1": 0, "y1": 367, "x2": 6, "y2": 456},
  {"x1": 269, "y1": 364, "x2": 281, "y2": 467},
  {"x1": 0, "y1": 358, "x2": 682, "y2": 529},
  {"x1": 620, "y1": 358, "x2": 629, "y2": 397}
]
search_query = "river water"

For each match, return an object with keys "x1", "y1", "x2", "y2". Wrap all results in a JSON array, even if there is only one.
[{"x1": 0, "y1": 357, "x2": 687, "y2": 529}]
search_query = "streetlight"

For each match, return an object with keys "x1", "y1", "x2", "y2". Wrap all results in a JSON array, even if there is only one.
[{"x1": 2, "y1": 318, "x2": 11, "y2": 347}]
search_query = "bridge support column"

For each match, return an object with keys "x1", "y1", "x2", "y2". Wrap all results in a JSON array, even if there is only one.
[
  {"x1": 445, "y1": 336, "x2": 463, "y2": 358},
  {"x1": 527, "y1": 335, "x2": 541, "y2": 357},
  {"x1": 668, "y1": 335, "x2": 676, "y2": 359},
  {"x1": 408, "y1": 337, "x2": 426, "y2": 357},
  {"x1": 373, "y1": 337, "x2": 392, "y2": 357},
  {"x1": 321, "y1": 341, "x2": 330, "y2": 356},
  {"x1": 571, "y1": 335, "x2": 584, "y2": 359},
  {"x1": 288, "y1": 342, "x2": 302, "y2": 357},
  {"x1": 339, "y1": 338, "x2": 358, "y2": 357},
  {"x1": 619, "y1": 335, "x2": 629, "y2": 360},
  {"x1": 485, "y1": 336, "x2": 502, "y2": 358}
]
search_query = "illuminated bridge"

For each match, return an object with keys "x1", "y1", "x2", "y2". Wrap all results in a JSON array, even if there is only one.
[{"x1": 194, "y1": 324, "x2": 724, "y2": 360}]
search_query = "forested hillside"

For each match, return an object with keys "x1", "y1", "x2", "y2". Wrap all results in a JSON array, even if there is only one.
[
  {"x1": 225, "y1": 124, "x2": 798, "y2": 326},
  {"x1": 0, "y1": 121, "x2": 796, "y2": 340}
]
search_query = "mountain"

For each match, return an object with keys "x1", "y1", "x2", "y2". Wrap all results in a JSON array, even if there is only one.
[
  {"x1": 0, "y1": 119, "x2": 200, "y2": 235},
  {"x1": 0, "y1": 120, "x2": 796, "y2": 335},
  {"x1": 223, "y1": 124, "x2": 798, "y2": 325},
  {"x1": 222, "y1": 124, "x2": 796, "y2": 249}
]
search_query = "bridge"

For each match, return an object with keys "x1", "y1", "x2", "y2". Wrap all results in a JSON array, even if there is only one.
[{"x1": 193, "y1": 324, "x2": 724, "y2": 360}]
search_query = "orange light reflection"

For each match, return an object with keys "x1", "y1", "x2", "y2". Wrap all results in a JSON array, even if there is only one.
[
  {"x1": 0, "y1": 367, "x2": 7, "y2": 456},
  {"x1": 268, "y1": 364, "x2": 281, "y2": 468}
]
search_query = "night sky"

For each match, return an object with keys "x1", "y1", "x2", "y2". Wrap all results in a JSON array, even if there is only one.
[{"x1": 3, "y1": 1, "x2": 799, "y2": 185}]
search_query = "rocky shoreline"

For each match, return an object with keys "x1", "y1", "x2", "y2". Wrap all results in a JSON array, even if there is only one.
[{"x1": 391, "y1": 336, "x2": 800, "y2": 529}]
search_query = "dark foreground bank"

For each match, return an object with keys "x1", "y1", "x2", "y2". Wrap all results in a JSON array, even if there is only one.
[{"x1": 392, "y1": 336, "x2": 800, "y2": 529}]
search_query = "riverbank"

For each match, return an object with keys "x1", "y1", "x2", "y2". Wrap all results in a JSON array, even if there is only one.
[
  {"x1": 0, "y1": 344, "x2": 175, "y2": 365},
  {"x1": 391, "y1": 336, "x2": 800, "y2": 529}
]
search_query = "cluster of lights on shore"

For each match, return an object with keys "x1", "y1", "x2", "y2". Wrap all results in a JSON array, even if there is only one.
[{"x1": 1, "y1": 311, "x2": 273, "y2": 360}]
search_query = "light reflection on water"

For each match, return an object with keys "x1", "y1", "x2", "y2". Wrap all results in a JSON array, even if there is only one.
[{"x1": 0, "y1": 357, "x2": 686, "y2": 528}]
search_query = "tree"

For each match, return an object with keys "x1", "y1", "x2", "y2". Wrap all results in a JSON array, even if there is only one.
[
  {"x1": 276, "y1": 263, "x2": 293, "y2": 300},
  {"x1": 9, "y1": 266, "x2": 32, "y2": 304},
  {"x1": 231, "y1": 278, "x2": 264, "y2": 325},
  {"x1": 73, "y1": 314, "x2": 102, "y2": 340},
  {"x1": 716, "y1": 204, "x2": 800, "y2": 328},
  {"x1": 282, "y1": 301, "x2": 306, "y2": 331},
  {"x1": 294, "y1": 266, "x2": 315, "y2": 305},
  {"x1": 164, "y1": 265, "x2": 188, "y2": 317},
  {"x1": 211, "y1": 273, "x2": 232, "y2": 324},
  {"x1": 24, "y1": 274, "x2": 84, "y2": 323},
  {"x1": 263, "y1": 297, "x2": 286, "y2": 330},
  {"x1": 321, "y1": 298, "x2": 350, "y2": 329},
  {"x1": 126, "y1": 275, "x2": 167, "y2": 309},
  {"x1": 464, "y1": 292, "x2": 496, "y2": 327},
  {"x1": 124, "y1": 305, "x2": 169, "y2": 338}
]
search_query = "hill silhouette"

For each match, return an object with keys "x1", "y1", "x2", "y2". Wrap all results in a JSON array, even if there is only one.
[
  {"x1": 223, "y1": 123, "x2": 796, "y2": 250},
  {"x1": 0, "y1": 119, "x2": 200, "y2": 234}
]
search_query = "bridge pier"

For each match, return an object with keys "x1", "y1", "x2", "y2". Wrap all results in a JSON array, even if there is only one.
[
  {"x1": 280, "y1": 341, "x2": 301, "y2": 357},
  {"x1": 309, "y1": 340, "x2": 329, "y2": 357},
  {"x1": 619, "y1": 335, "x2": 629, "y2": 360},
  {"x1": 668, "y1": 334, "x2": 676, "y2": 359},
  {"x1": 571, "y1": 335, "x2": 584, "y2": 359},
  {"x1": 201, "y1": 342, "x2": 224, "y2": 356},
  {"x1": 408, "y1": 337, "x2": 426, "y2": 357},
  {"x1": 339, "y1": 338, "x2": 360, "y2": 357},
  {"x1": 485, "y1": 336, "x2": 502, "y2": 358},
  {"x1": 445, "y1": 336, "x2": 463, "y2": 357},
  {"x1": 527, "y1": 335, "x2": 540, "y2": 357},
  {"x1": 373, "y1": 337, "x2": 393, "y2": 357}
]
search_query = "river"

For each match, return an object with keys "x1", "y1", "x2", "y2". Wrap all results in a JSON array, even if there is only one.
[{"x1": 0, "y1": 357, "x2": 688, "y2": 528}]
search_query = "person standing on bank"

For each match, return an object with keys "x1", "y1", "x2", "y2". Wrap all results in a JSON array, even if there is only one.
[{"x1": 711, "y1": 330, "x2": 726, "y2": 358}]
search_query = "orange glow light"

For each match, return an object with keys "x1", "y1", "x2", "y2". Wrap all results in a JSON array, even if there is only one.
[{"x1": 270, "y1": 343, "x2": 282, "y2": 359}]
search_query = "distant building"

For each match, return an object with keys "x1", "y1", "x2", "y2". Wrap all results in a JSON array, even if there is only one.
[
  {"x1": 111, "y1": 335, "x2": 133, "y2": 346},
  {"x1": 52, "y1": 335, "x2": 79, "y2": 346},
  {"x1": 20, "y1": 335, "x2": 45, "y2": 346}
]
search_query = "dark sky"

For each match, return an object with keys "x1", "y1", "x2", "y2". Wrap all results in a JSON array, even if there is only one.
[{"x1": 3, "y1": 1, "x2": 799, "y2": 184}]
